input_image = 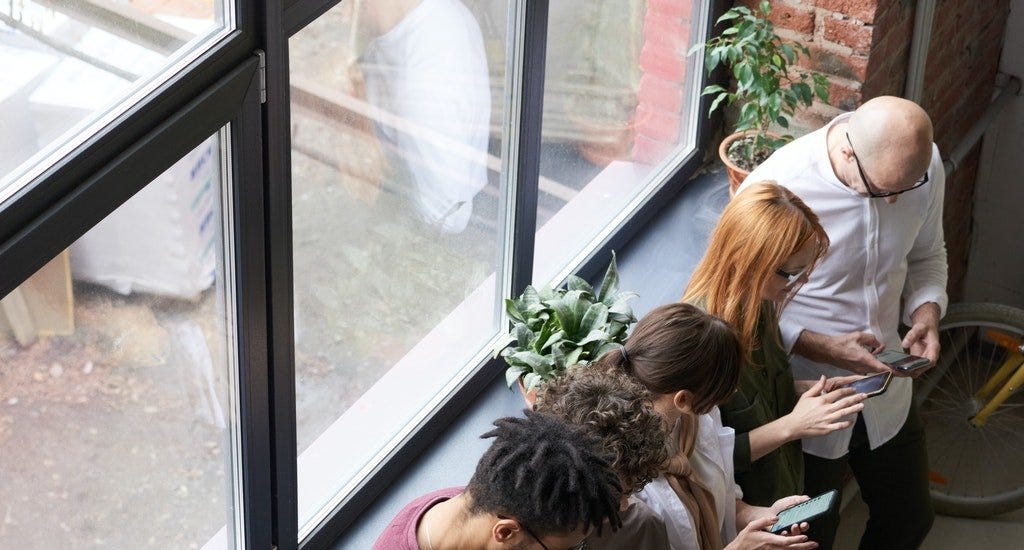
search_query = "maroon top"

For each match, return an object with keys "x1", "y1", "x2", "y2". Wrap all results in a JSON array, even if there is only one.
[{"x1": 372, "y1": 486, "x2": 463, "y2": 550}]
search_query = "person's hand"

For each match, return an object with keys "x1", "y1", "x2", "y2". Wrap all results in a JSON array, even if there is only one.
[
  {"x1": 782, "y1": 377, "x2": 866, "y2": 439},
  {"x1": 902, "y1": 302, "x2": 941, "y2": 377},
  {"x1": 822, "y1": 375, "x2": 865, "y2": 393},
  {"x1": 825, "y1": 332, "x2": 891, "y2": 375},
  {"x1": 725, "y1": 516, "x2": 818, "y2": 550}
]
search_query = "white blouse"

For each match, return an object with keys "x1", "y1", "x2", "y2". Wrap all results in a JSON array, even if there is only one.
[{"x1": 636, "y1": 408, "x2": 741, "y2": 550}]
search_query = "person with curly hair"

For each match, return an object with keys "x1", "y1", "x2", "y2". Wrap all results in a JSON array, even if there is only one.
[
  {"x1": 535, "y1": 364, "x2": 671, "y2": 549},
  {"x1": 372, "y1": 409, "x2": 623, "y2": 549}
]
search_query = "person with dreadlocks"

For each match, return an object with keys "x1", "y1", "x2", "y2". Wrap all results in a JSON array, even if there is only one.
[
  {"x1": 535, "y1": 364, "x2": 671, "y2": 549},
  {"x1": 372, "y1": 409, "x2": 623, "y2": 550}
]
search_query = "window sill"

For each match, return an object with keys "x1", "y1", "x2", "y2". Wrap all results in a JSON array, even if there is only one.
[{"x1": 326, "y1": 166, "x2": 730, "y2": 549}]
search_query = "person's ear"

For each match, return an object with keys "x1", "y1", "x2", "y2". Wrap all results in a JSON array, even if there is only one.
[
  {"x1": 672, "y1": 390, "x2": 695, "y2": 414},
  {"x1": 492, "y1": 518, "x2": 521, "y2": 543}
]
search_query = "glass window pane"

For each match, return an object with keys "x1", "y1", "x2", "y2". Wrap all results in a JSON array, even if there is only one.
[
  {"x1": 0, "y1": 0, "x2": 231, "y2": 205},
  {"x1": 289, "y1": 0, "x2": 511, "y2": 535},
  {"x1": 534, "y1": 0, "x2": 707, "y2": 284},
  {"x1": 0, "y1": 131, "x2": 243, "y2": 549}
]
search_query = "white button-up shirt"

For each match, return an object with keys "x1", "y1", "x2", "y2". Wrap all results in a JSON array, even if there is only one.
[
  {"x1": 637, "y1": 408, "x2": 741, "y2": 550},
  {"x1": 738, "y1": 113, "x2": 948, "y2": 459}
]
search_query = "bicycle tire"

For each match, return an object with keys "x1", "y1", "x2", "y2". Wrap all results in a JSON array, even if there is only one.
[{"x1": 914, "y1": 302, "x2": 1024, "y2": 518}]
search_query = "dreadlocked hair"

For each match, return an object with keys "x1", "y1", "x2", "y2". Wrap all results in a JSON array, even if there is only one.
[
  {"x1": 535, "y1": 364, "x2": 669, "y2": 495},
  {"x1": 466, "y1": 409, "x2": 624, "y2": 538}
]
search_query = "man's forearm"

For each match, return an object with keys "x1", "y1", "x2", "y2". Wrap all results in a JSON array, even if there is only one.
[{"x1": 791, "y1": 329, "x2": 834, "y2": 364}]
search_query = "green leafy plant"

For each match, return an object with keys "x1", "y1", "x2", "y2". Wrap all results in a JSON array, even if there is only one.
[
  {"x1": 696, "y1": 1, "x2": 830, "y2": 170},
  {"x1": 495, "y1": 253, "x2": 637, "y2": 392}
]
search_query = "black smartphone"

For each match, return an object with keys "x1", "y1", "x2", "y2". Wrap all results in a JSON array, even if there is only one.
[
  {"x1": 875, "y1": 349, "x2": 930, "y2": 372},
  {"x1": 769, "y1": 490, "x2": 839, "y2": 534},
  {"x1": 838, "y1": 371, "x2": 892, "y2": 398}
]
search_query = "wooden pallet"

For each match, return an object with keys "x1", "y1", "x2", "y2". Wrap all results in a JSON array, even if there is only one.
[{"x1": 0, "y1": 250, "x2": 74, "y2": 346}]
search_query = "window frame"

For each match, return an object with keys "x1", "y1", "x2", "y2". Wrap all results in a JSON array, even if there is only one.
[{"x1": 0, "y1": 0, "x2": 725, "y2": 548}]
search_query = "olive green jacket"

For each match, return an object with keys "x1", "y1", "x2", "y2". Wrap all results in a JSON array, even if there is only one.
[{"x1": 718, "y1": 303, "x2": 803, "y2": 506}]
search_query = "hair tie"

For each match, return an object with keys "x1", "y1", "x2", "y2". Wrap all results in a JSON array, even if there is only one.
[{"x1": 620, "y1": 346, "x2": 629, "y2": 364}]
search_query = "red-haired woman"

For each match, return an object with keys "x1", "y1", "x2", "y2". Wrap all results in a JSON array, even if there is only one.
[{"x1": 684, "y1": 181, "x2": 867, "y2": 507}]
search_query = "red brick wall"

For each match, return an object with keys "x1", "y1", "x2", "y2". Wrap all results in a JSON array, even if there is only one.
[
  {"x1": 725, "y1": 0, "x2": 1010, "y2": 299},
  {"x1": 633, "y1": 0, "x2": 695, "y2": 164}
]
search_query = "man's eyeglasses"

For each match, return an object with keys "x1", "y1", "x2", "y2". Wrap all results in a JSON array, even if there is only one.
[{"x1": 845, "y1": 133, "x2": 929, "y2": 198}]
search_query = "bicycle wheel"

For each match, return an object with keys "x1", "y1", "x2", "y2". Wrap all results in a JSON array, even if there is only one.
[{"x1": 914, "y1": 302, "x2": 1024, "y2": 518}]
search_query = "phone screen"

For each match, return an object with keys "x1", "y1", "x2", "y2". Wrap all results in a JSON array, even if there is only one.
[
  {"x1": 844, "y1": 372, "x2": 891, "y2": 395},
  {"x1": 770, "y1": 490, "x2": 838, "y2": 533},
  {"x1": 875, "y1": 350, "x2": 929, "y2": 371}
]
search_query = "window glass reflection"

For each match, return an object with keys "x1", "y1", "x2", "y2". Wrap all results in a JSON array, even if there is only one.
[
  {"x1": 289, "y1": 0, "x2": 509, "y2": 533},
  {"x1": 0, "y1": 133, "x2": 242, "y2": 549},
  {"x1": 0, "y1": 0, "x2": 227, "y2": 205}
]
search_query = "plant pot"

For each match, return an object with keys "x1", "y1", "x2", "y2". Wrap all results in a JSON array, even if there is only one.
[
  {"x1": 516, "y1": 377, "x2": 538, "y2": 409},
  {"x1": 719, "y1": 131, "x2": 752, "y2": 197},
  {"x1": 719, "y1": 131, "x2": 783, "y2": 196}
]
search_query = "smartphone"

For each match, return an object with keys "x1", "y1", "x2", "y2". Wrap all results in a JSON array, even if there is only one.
[
  {"x1": 769, "y1": 489, "x2": 839, "y2": 534},
  {"x1": 838, "y1": 371, "x2": 893, "y2": 398},
  {"x1": 875, "y1": 349, "x2": 930, "y2": 372}
]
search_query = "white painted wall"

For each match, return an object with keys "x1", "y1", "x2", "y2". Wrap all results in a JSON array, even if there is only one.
[{"x1": 963, "y1": 0, "x2": 1024, "y2": 308}]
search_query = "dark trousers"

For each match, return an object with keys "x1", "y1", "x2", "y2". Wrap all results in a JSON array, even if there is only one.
[{"x1": 803, "y1": 403, "x2": 934, "y2": 550}]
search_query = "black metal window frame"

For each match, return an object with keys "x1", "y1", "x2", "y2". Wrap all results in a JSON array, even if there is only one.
[{"x1": 0, "y1": 0, "x2": 725, "y2": 549}]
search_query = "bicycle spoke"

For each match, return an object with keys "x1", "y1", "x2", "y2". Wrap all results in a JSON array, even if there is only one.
[{"x1": 923, "y1": 308, "x2": 1024, "y2": 512}]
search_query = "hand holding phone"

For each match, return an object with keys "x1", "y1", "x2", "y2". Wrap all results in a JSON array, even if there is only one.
[
  {"x1": 875, "y1": 349, "x2": 930, "y2": 373},
  {"x1": 769, "y1": 490, "x2": 839, "y2": 534},
  {"x1": 837, "y1": 371, "x2": 893, "y2": 398}
]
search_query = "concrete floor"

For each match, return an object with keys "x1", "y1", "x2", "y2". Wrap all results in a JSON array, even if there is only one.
[{"x1": 835, "y1": 492, "x2": 1024, "y2": 549}]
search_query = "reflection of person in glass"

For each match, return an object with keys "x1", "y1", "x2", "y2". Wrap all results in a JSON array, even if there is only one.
[{"x1": 357, "y1": 0, "x2": 490, "y2": 234}]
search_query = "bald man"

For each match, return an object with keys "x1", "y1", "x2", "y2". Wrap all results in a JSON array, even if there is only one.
[{"x1": 737, "y1": 96, "x2": 946, "y2": 549}]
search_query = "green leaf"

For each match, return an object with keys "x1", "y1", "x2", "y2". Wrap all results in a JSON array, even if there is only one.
[
  {"x1": 567, "y1": 275, "x2": 594, "y2": 296},
  {"x1": 595, "y1": 342, "x2": 624, "y2": 361},
  {"x1": 578, "y1": 303, "x2": 610, "y2": 338},
  {"x1": 781, "y1": 43, "x2": 796, "y2": 64},
  {"x1": 760, "y1": 0, "x2": 771, "y2": 15},
  {"x1": 510, "y1": 351, "x2": 554, "y2": 375},
  {"x1": 717, "y1": 10, "x2": 742, "y2": 23},
  {"x1": 702, "y1": 84, "x2": 727, "y2": 95},
  {"x1": 709, "y1": 92, "x2": 728, "y2": 115},
  {"x1": 538, "y1": 329, "x2": 564, "y2": 354},
  {"x1": 577, "y1": 329, "x2": 611, "y2": 348},
  {"x1": 738, "y1": 63, "x2": 754, "y2": 89},
  {"x1": 777, "y1": 115, "x2": 789, "y2": 128},
  {"x1": 493, "y1": 332, "x2": 516, "y2": 358},
  {"x1": 514, "y1": 322, "x2": 533, "y2": 348},
  {"x1": 722, "y1": 26, "x2": 739, "y2": 36},
  {"x1": 596, "y1": 252, "x2": 621, "y2": 303},
  {"x1": 552, "y1": 344, "x2": 567, "y2": 371},
  {"x1": 565, "y1": 347, "x2": 584, "y2": 369},
  {"x1": 505, "y1": 365, "x2": 527, "y2": 388},
  {"x1": 522, "y1": 372, "x2": 544, "y2": 392},
  {"x1": 551, "y1": 290, "x2": 588, "y2": 337},
  {"x1": 505, "y1": 298, "x2": 526, "y2": 324},
  {"x1": 606, "y1": 291, "x2": 638, "y2": 317}
]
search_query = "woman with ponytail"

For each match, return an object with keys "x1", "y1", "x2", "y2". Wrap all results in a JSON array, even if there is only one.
[{"x1": 601, "y1": 303, "x2": 817, "y2": 550}]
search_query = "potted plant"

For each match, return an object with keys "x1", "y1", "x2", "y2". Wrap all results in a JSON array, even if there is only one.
[
  {"x1": 495, "y1": 253, "x2": 638, "y2": 405},
  {"x1": 696, "y1": 1, "x2": 831, "y2": 194}
]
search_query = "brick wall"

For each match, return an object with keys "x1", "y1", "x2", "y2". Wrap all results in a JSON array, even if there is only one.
[
  {"x1": 633, "y1": 0, "x2": 695, "y2": 164},
  {"x1": 726, "y1": 0, "x2": 1011, "y2": 300}
]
